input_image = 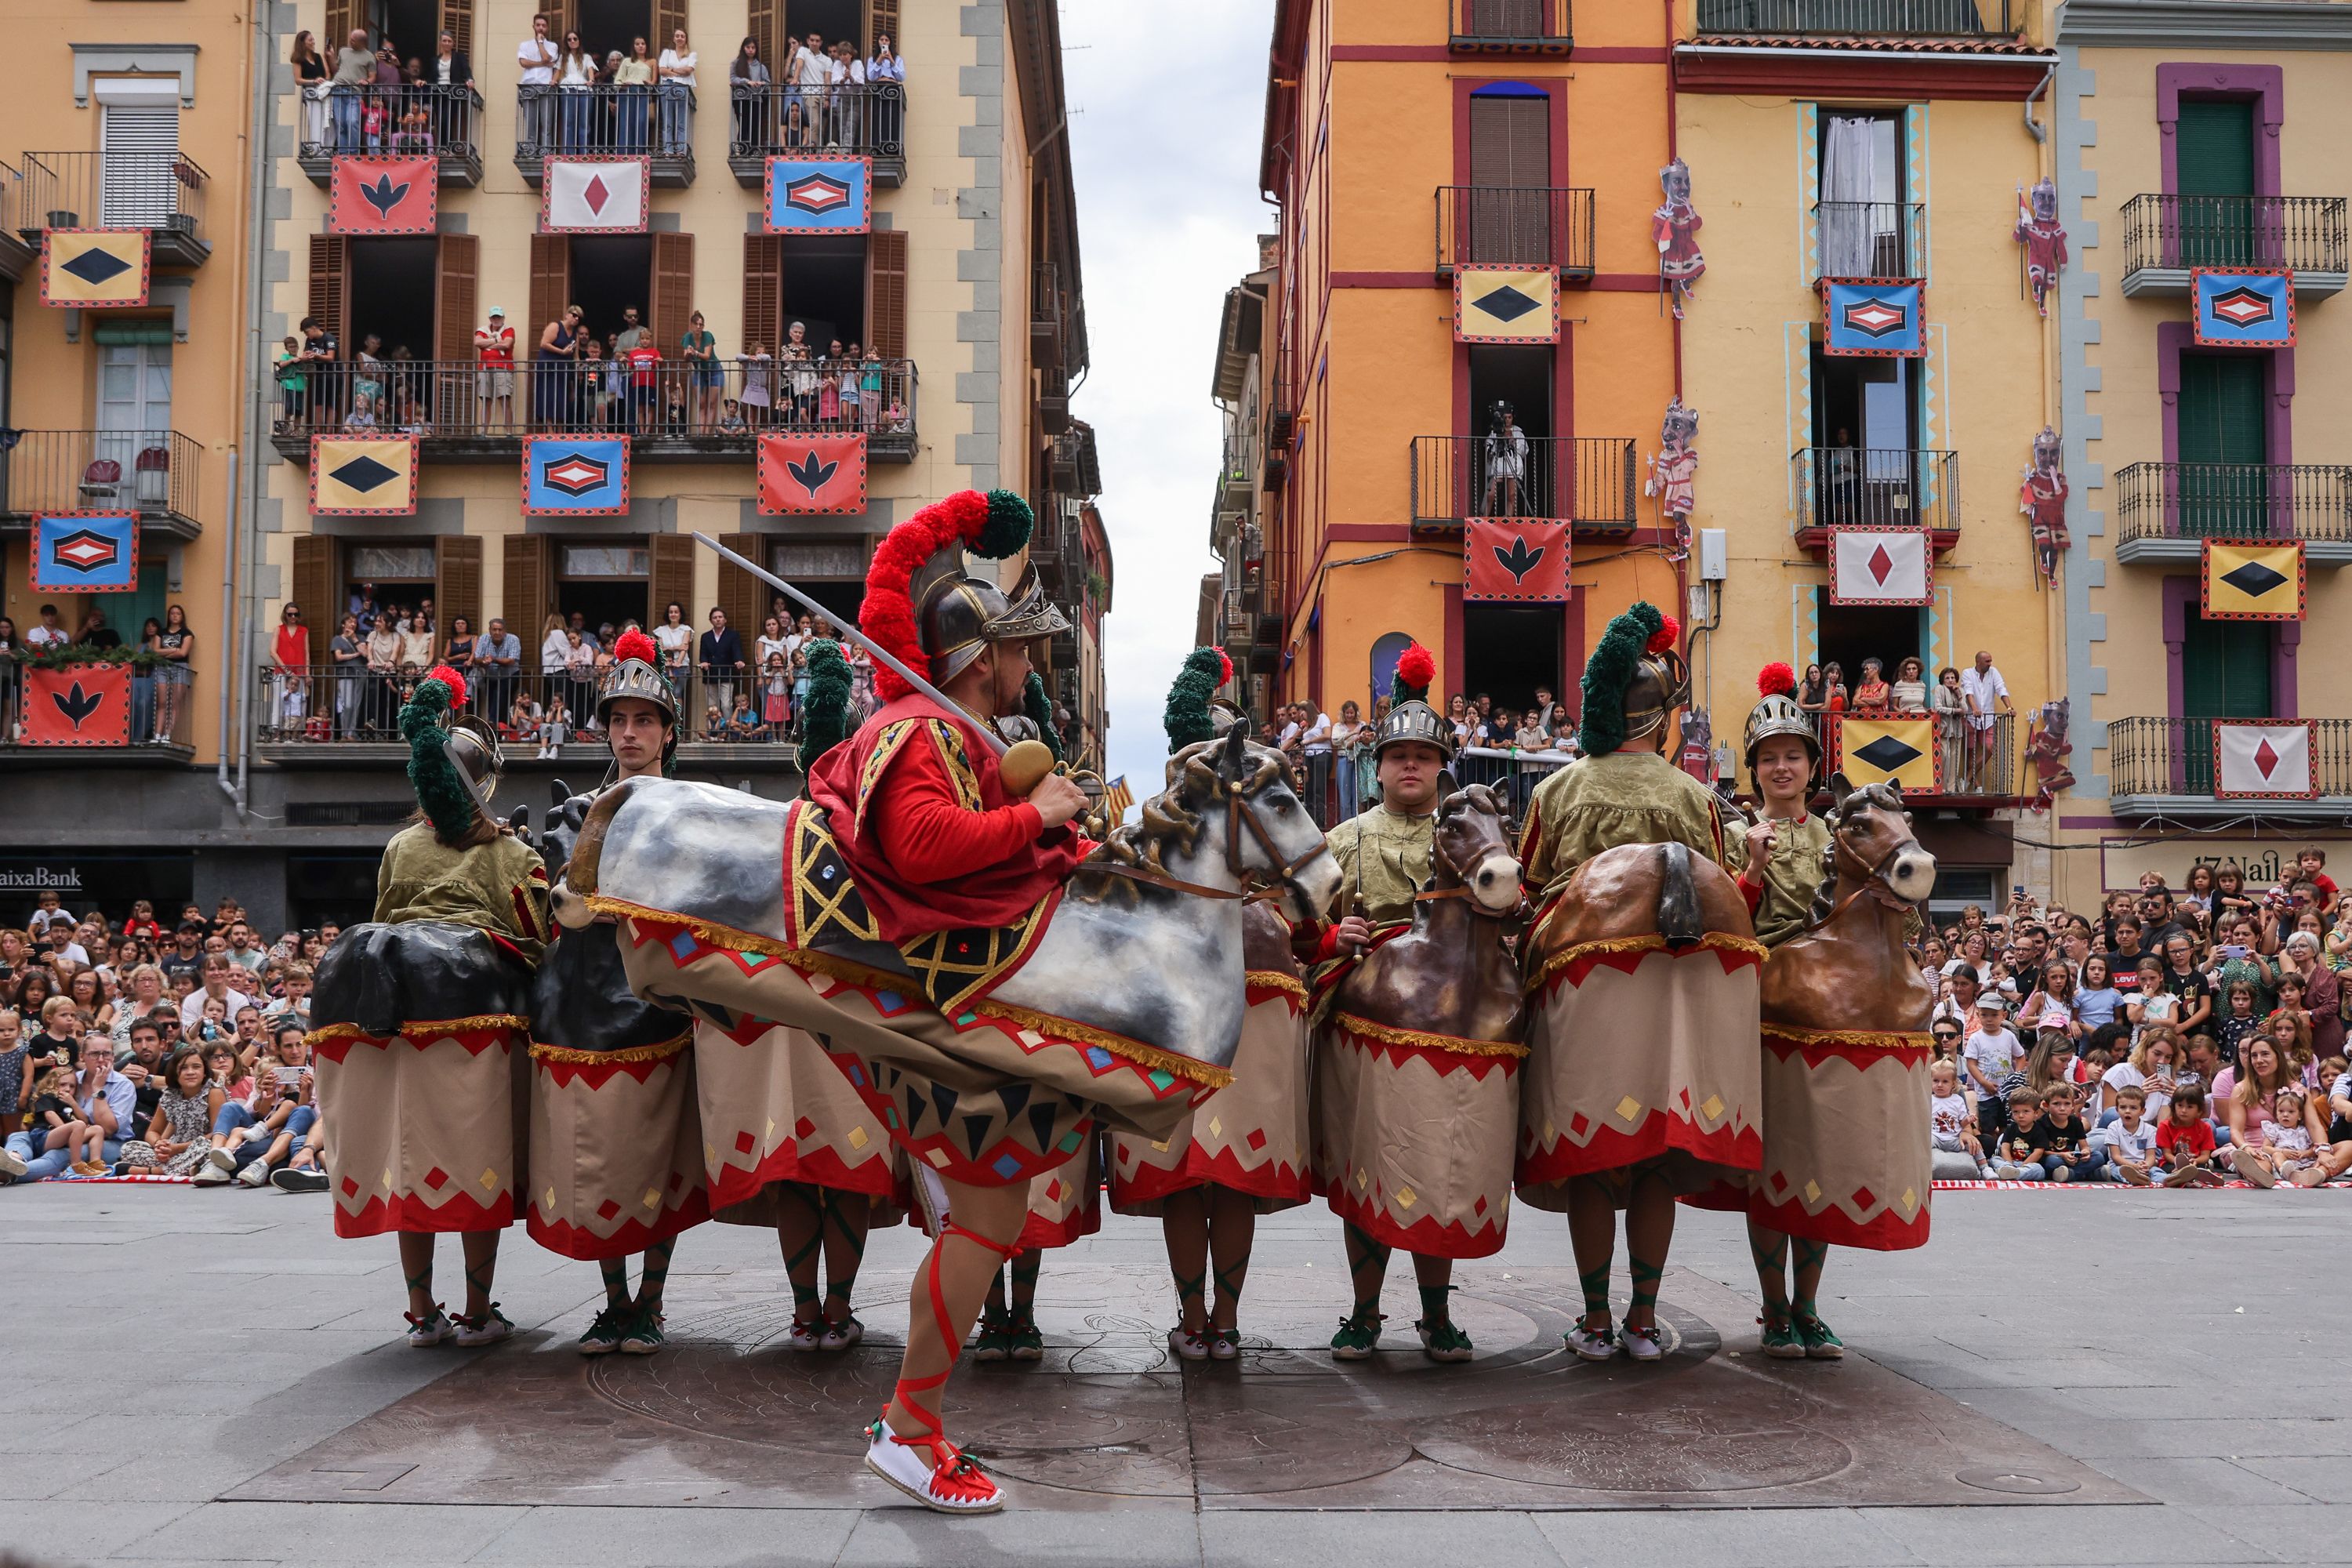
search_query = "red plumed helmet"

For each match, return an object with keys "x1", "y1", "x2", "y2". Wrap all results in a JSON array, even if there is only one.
[
  {"x1": 613, "y1": 628, "x2": 659, "y2": 666},
  {"x1": 1646, "y1": 615, "x2": 1680, "y2": 655},
  {"x1": 1216, "y1": 648, "x2": 1234, "y2": 686},
  {"x1": 1756, "y1": 660, "x2": 1797, "y2": 698},
  {"x1": 1397, "y1": 642, "x2": 1436, "y2": 689},
  {"x1": 426, "y1": 663, "x2": 468, "y2": 709}
]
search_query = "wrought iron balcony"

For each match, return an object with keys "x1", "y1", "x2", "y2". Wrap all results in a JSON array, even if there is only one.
[
  {"x1": 1450, "y1": 0, "x2": 1573, "y2": 53},
  {"x1": 1825, "y1": 711, "x2": 2017, "y2": 804},
  {"x1": 1410, "y1": 435, "x2": 1639, "y2": 532},
  {"x1": 2107, "y1": 717, "x2": 2352, "y2": 816},
  {"x1": 1791, "y1": 446, "x2": 1960, "y2": 545},
  {"x1": 0, "y1": 659, "x2": 196, "y2": 758},
  {"x1": 2113, "y1": 462, "x2": 2352, "y2": 565},
  {"x1": 2118, "y1": 194, "x2": 2349, "y2": 296},
  {"x1": 1694, "y1": 0, "x2": 2014, "y2": 35},
  {"x1": 515, "y1": 85, "x2": 695, "y2": 187},
  {"x1": 0, "y1": 162, "x2": 31, "y2": 283},
  {"x1": 16, "y1": 152, "x2": 209, "y2": 266},
  {"x1": 1436, "y1": 186, "x2": 1595, "y2": 278},
  {"x1": 1811, "y1": 201, "x2": 1926, "y2": 281},
  {"x1": 296, "y1": 85, "x2": 487, "y2": 188},
  {"x1": 724, "y1": 82, "x2": 905, "y2": 187},
  {"x1": 0, "y1": 430, "x2": 207, "y2": 535},
  {"x1": 267, "y1": 358, "x2": 918, "y2": 464}
]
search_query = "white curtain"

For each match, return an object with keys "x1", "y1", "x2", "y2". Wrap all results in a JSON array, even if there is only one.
[{"x1": 1820, "y1": 115, "x2": 1878, "y2": 277}]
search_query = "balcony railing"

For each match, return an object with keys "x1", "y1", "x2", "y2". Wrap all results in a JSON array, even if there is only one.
[
  {"x1": 2114, "y1": 462, "x2": 2352, "y2": 555},
  {"x1": 260, "y1": 665, "x2": 805, "y2": 752},
  {"x1": 1450, "y1": 0, "x2": 1573, "y2": 52},
  {"x1": 2109, "y1": 717, "x2": 2352, "y2": 806},
  {"x1": 270, "y1": 358, "x2": 918, "y2": 463},
  {"x1": 1, "y1": 659, "x2": 196, "y2": 753},
  {"x1": 0, "y1": 430, "x2": 206, "y2": 533},
  {"x1": 1812, "y1": 201, "x2": 1926, "y2": 281},
  {"x1": 1694, "y1": 0, "x2": 2013, "y2": 34},
  {"x1": 1033, "y1": 260, "x2": 1069, "y2": 368},
  {"x1": 515, "y1": 85, "x2": 695, "y2": 184},
  {"x1": 296, "y1": 85, "x2": 488, "y2": 187},
  {"x1": 1410, "y1": 434, "x2": 1639, "y2": 531},
  {"x1": 1791, "y1": 446, "x2": 1960, "y2": 539},
  {"x1": 18, "y1": 152, "x2": 209, "y2": 264},
  {"x1": 2118, "y1": 194, "x2": 2350, "y2": 291},
  {"x1": 1827, "y1": 710, "x2": 2015, "y2": 801},
  {"x1": 1436, "y1": 186, "x2": 1595, "y2": 278},
  {"x1": 725, "y1": 82, "x2": 904, "y2": 183}
]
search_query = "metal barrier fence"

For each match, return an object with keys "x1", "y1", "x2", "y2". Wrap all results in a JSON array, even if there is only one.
[
  {"x1": 517, "y1": 84, "x2": 695, "y2": 161},
  {"x1": 0, "y1": 660, "x2": 194, "y2": 749},
  {"x1": 296, "y1": 85, "x2": 485, "y2": 162},
  {"x1": 727, "y1": 82, "x2": 903, "y2": 160},
  {"x1": 1290, "y1": 745, "x2": 1571, "y2": 833},
  {"x1": 1824, "y1": 710, "x2": 2014, "y2": 798},
  {"x1": 1813, "y1": 201, "x2": 1926, "y2": 279},
  {"x1": 1791, "y1": 445, "x2": 1959, "y2": 535},
  {"x1": 260, "y1": 664, "x2": 816, "y2": 747},
  {"x1": 1435, "y1": 185, "x2": 1595, "y2": 274},
  {"x1": 1451, "y1": 0, "x2": 1573, "y2": 45},
  {"x1": 2, "y1": 430, "x2": 206, "y2": 525}
]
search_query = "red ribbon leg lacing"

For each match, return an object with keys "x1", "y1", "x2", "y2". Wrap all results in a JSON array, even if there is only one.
[{"x1": 885, "y1": 1221, "x2": 1021, "y2": 1439}]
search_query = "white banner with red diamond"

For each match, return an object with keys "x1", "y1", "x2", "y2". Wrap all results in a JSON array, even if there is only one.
[
  {"x1": 2213, "y1": 720, "x2": 2317, "y2": 800},
  {"x1": 541, "y1": 157, "x2": 649, "y2": 233},
  {"x1": 1827, "y1": 525, "x2": 1932, "y2": 606}
]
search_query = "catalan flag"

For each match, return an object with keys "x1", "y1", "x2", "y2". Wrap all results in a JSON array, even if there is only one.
[{"x1": 1101, "y1": 775, "x2": 1135, "y2": 827}]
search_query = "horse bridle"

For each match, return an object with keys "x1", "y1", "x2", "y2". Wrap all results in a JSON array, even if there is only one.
[
  {"x1": 1411, "y1": 808, "x2": 1527, "y2": 918},
  {"x1": 1805, "y1": 812, "x2": 1916, "y2": 932},
  {"x1": 1085, "y1": 780, "x2": 1322, "y2": 905}
]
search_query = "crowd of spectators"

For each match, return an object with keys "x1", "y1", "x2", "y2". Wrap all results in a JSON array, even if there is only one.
[
  {"x1": 0, "y1": 603, "x2": 196, "y2": 745},
  {"x1": 0, "y1": 893, "x2": 331, "y2": 1191},
  {"x1": 1796, "y1": 648, "x2": 2015, "y2": 790}
]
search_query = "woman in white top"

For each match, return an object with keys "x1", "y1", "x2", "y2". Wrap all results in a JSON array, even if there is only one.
[
  {"x1": 539, "y1": 612, "x2": 572, "y2": 680},
  {"x1": 396, "y1": 610, "x2": 434, "y2": 671},
  {"x1": 754, "y1": 615, "x2": 791, "y2": 675},
  {"x1": 557, "y1": 28, "x2": 597, "y2": 152},
  {"x1": 652, "y1": 601, "x2": 694, "y2": 701},
  {"x1": 657, "y1": 28, "x2": 697, "y2": 149},
  {"x1": 784, "y1": 322, "x2": 819, "y2": 424},
  {"x1": 867, "y1": 34, "x2": 905, "y2": 82}
]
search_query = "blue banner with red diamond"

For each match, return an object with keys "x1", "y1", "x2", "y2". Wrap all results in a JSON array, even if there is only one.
[
  {"x1": 2192, "y1": 267, "x2": 2295, "y2": 347},
  {"x1": 763, "y1": 154, "x2": 871, "y2": 234},
  {"x1": 522, "y1": 436, "x2": 632, "y2": 516},
  {"x1": 1820, "y1": 278, "x2": 1926, "y2": 358},
  {"x1": 31, "y1": 512, "x2": 138, "y2": 592}
]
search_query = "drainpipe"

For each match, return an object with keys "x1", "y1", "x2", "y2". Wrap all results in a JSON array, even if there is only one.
[
  {"x1": 215, "y1": 450, "x2": 238, "y2": 806},
  {"x1": 225, "y1": 0, "x2": 274, "y2": 819},
  {"x1": 2024, "y1": 63, "x2": 2054, "y2": 143}
]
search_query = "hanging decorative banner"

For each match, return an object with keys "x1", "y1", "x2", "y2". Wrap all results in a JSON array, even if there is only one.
[
  {"x1": 1453, "y1": 264, "x2": 1559, "y2": 344},
  {"x1": 2213, "y1": 719, "x2": 2317, "y2": 800},
  {"x1": 757, "y1": 431, "x2": 867, "y2": 514},
  {"x1": 1820, "y1": 277, "x2": 1926, "y2": 358},
  {"x1": 328, "y1": 154, "x2": 438, "y2": 235},
  {"x1": 541, "y1": 155, "x2": 649, "y2": 234},
  {"x1": 522, "y1": 435, "x2": 632, "y2": 516},
  {"x1": 1464, "y1": 517, "x2": 1570, "y2": 603},
  {"x1": 1831, "y1": 714, "x2": 1940, "y2": 794},
  {"x1": 2013, "y1": 177, "x2": 2068, "y2": 319},
  {"x1": 2192, "y1": 267, "x2": 2295, "y2": 347},
  {"x1": 31, "y1": 512, "x2": 140, "y2": 593},
  {"x1": 763, "y1": 154, "x2": 872, "y2": 235},
  {"x1": 1827, "y1": 525, "x2": 1932, "y2": 606},
  {"x1": 1653, "y1": 157, "x2": 1704, "y2": 320},
  {"x1": 25, "y1": 663, "x2": 131, "y2": 747},
  {"x1": 39, "y1": 230, "x2": 151, "y2": 308},
  {"x1": 309, "y1": 434, "x2": 420, "y2": 516},
  {"x1": 2201, "y1": 539, "x2": 2307, "y2": 621}
]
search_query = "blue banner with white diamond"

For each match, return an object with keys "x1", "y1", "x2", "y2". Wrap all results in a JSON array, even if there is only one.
[
  {"x1": 2192, "y1": 267, "x2": 2295, "y2": 348},
  {"x1": 31, "y1": 512, "x2": 138, "y2": 592},
  {"x1": 763, "y1": 154, "x2": 872, "y2": 235},
  {"x1": 1820, "y1": 277, "x2": 1926, "y2": 358},
  {"x1": 522, "y1": 436, "x2": 631, "y2": 516}
]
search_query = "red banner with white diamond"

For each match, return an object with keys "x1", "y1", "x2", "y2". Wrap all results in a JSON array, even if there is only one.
[
  {"x1": 1465, "y1": 517, "x2": 1570, "y2": 603},
  {"x1": 540, "y1": 157, "x2": 650, "y2": 234},
  {"x1": 2213, "y1": 720, "x2": 2317, "y2": 800},
  {"x1": 1827, "y1": 525, "x2": 1932, "y2": 606}
]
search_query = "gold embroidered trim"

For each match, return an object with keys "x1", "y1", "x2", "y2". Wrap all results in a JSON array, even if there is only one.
[
  {"x1": 967, "y1": 999, "x2": 1236, "y2": 1090},
  {"x1": 1243, "y1": 970, "x2": 1308, "y2": 1000},
  {"x1": 528, "y1": 1029, "x2": 693, "y2": 1066},
  {"x1": 854, "y1": 719, "x2": 922, "y2": 835},
  {"x1": 1762, "y1": 1024, "x2": 1933, "y2": 1052},
  {"x1": 924, "y1": 718, "x2": 984, "y2": 811},
  {"x1": 1526, "y1": 931, "x2": 1769, "y2": 993},
  {"x1": 1330, "y1": 1011, "x2": 1530, "y2": 1060},
  {"x1": 585, "y1": 895, "x2": 799, "y2": 958},
  {"x1": 306, "y1": 1014, "x2": 529, "y2": 1048}
]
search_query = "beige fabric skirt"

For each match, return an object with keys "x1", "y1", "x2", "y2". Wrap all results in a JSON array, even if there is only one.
[
  {"x1": 1111, "y1": 976, "x2": 1312, "y2": 1217},
  {"x1": 525, "y1": 1029, "x2": 706, "y2": 1258},
  {"x1": 312, "y1": 1015, "x2": 528, "y2": 1236},
  {"x1": 1744, "y1": 1025, "x2": 1933, "y2": 1250}
]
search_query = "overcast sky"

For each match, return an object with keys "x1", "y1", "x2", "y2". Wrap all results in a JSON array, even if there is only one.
[{"x1": 1061, "y1": 0, "x2": 1272, "y2": 812}]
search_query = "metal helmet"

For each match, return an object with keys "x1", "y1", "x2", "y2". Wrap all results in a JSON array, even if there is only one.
[
  {"x1": 1743, "y1": 662, "x2": 1821, "y2": 782},
  {"x1": 916, "y1": 557, "x2": 1069, "y2": 686},
  {"x1": 441, "y1": 714, "x2": 506, "y2": 815},
  {"x1": 1622, "y1": 646, "x2": 1693, "y2": 746},
  {"x1": 596, "y1": 632, "x2": 679, "y2": 765},
  {"x1": 1374, "y1": 699, "x2": 1454, "y2": 763}
]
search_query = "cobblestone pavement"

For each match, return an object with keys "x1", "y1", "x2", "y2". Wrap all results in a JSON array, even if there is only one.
[{"x1": 3, "y1": 1185, "x2": 2346, "y2": 1566}]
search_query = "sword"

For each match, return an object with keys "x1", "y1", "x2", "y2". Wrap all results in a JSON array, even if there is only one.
[{"x1": 689, "y1": 532, "x2": 1058, "y2": 791}]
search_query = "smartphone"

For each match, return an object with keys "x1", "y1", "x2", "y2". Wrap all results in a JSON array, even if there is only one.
[{"x1": 2221, "y1": 944, "x2": 2247, "y2": 960}]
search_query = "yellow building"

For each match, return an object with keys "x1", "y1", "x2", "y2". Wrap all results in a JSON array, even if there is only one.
[
  {"x1": 0, "y1": 16, "x2": 263, "y2": 922},
  {"x1": 2052, "y1": 0, "x2": 2352, "y2": 904},
  {"x1": 1674, "y1": 0, "x2": 2064, "y2": 912}
]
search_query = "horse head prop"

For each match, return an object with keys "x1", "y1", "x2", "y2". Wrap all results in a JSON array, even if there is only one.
[
  {"x1": 1764, "y1": 774, "x2": 1938, "y2": 1036},
  {"x1": 1806, "y1": 772, "x2": 1938, "y2": 924}
]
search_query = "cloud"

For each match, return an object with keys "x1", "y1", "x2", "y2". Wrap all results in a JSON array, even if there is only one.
[{"x1": 1062, "y1": 0, "x2": 1272, "y2": 814}]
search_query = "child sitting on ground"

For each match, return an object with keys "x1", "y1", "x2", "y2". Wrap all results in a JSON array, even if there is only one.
[
  {"x1": 2038, "y1": 1083, "x2": 2103, "y2": 1182},
  {"x1": 2255, "y1": 1084, "x2": 2318, "y2": 1185},
  {"x1": 31, "y1": 1063, "x2": 107, "y2": 1176},
  {"x1": 2218, "y1": 979, "x2": 2263, "y2": 1070},
  {"x1": 2155, "y1": 1085, "x2": 2223, "y2": 1186},
  {"x1": 1928, "y1": 1058, "x2": 1989, "y2": 1179},
  {"x1": 2102, "y1": 1086, "x2": 2160, "y2": 1185},
  {"x1": 1990, "y1": 1087, "x2": 2048, "y2": 1180}
]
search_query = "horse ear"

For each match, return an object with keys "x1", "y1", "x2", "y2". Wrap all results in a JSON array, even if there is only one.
[
  {"x1": 1828, "y1": 771, "x2": 1853, "y2": 808},
  {"x1": 550, "y1": 779, "x2": 572, "y2": 807},
  {"x1": 1438, "y1": 788, "x2": 1465, "y2": 815},
  {"x1": 1221, "y1": 720, "x2": 1249, "y2": 775}
]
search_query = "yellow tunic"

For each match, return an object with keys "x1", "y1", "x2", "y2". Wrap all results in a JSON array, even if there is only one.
[
  {"x1": 1324, "y1": 804, "x2": 1436, "y2": 924},
  {"x1": 1723, "y1": 812, "x2": 1831, "y2": 951},
  {"x1": 374, "y1": 823, "x2": 551, "y2": 964},
  {"x1": 1519, "y1": 749, "x2": 1727, "y2": 904}
]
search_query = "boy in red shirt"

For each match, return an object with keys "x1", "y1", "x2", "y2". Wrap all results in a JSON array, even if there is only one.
[
  {"x1": 627, "y1": 339, "x2": 661, "y2": 434},
  {"x1": 2155, "y1": 1084, "x2": 2223, "y2": 1187},
  {"x1": 2296, "y1": 848, "x2": 2338, "y2": 911}
]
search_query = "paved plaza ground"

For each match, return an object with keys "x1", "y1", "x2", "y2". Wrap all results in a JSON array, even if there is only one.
[{"x1": 3, "y1": 1184, "x2": 2347, "y2": 1567}]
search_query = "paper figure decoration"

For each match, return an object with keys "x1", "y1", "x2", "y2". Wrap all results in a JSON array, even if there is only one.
[
  {"x1": 1465, "y1": 517, "x2": 1570, "y2": 603},
  {"x1": 1653, "y1": 158, "x2": 1704, "y2": 319},
  {"x1": 2019, "y1": 425, "x2": 2069, "y2": 586},
  {"x1": 1454, "y1": 264, "x2": 1559, "y2": 343},
  {"x1": 25, "y1": 663, "x2": 131, "y2": 747},
  {"x1": 31, "y1": 513, "x2": 140, "y2": 592},
  {"x1": 763, "y1": 155, "x2": 873, "y2": 234},
  {"x1": 542, "y1": 157, "x2": 650, "y2": 233},
  {"x1": 2201, "y1": 539, "x2": 2306, "y2": 621},
  {"x1": 2193, "y1": 268, "x2": 2296, "y2": 348},
  {"x1": 328, "y1": 155, "x2": 438, "y2": 234},
  {"x1": 1828, "y1": 526, "x2": 1932, "y2": 606},
  {"x1": 40, "y1": 230, "x2": 151, "y2": 309},
  {"x1": 1480, "y1": 401, "x2": 1531, "y2": 520},
  {"x1": 2213, "y1": 720, "x2": 2316, "y2": 800},
  {"x1": 2014, "y1": 177, "x2": 2068, "y2": 318},
  {"x1": 2024, "y1": 698, "x2": 2075, "y2": 812},
  {"x1": 757, "y1": 432, "x2": 868, "y2": 514},
  {"x1": 522, "y1": 436, "x2": 632, "y2": 516},
  {"x1": 1645, "y1": 397, "x2": 1699, "y2": 524}
]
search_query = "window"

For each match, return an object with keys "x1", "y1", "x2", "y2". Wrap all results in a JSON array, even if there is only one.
[
  {"x1": 349, "y1": 544, "x2": 437, "y2": 579},
  {"x1": 1818, "y1": 111, "x2": 1907, "y2": 278},
  {"x1": 2176, "y1": 352, "x2": 2267, "y2": 535},
  {"x1": 1927, "y1": 868, "x2": 1999, "y2": 928},
  {"x1": 2176, "y1": 99, "x2": 2256, "y2": 267},
  {"x1": 99, "y1": 100, "x2": 183, "y2": 229},
  {"x1": 560, "y1": 544, "x2": 651, "y2": 576},
  {"x1": 1466, "y1": 87, "x2": 1549, "y2": 265}
]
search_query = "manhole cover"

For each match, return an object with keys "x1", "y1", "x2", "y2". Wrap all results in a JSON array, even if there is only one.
[{"x1": 1957, "y1": 1466, "x2": 2081, "y2": 1495}]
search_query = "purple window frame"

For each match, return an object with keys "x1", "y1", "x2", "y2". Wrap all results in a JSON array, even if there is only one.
[
  {"x1": 2161, "y1": 579, "x2": 2298, "y2": 783},
  {"x1": 2156, "y1": 64, "x2": 2283, "y2": 197}
]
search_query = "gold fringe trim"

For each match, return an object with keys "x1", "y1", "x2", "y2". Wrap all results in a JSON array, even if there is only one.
[
  {"x1": 528, "y1": 1029, "x2": 692, "y2": 1067},
  {"x1": 967, "y1": 998, "x2": 1236, "y2": 1091},
  {"x1": 584, "y1": 895, "x2": 799, "y2": 959},
  {"x1": 1527, "y1": 931, "x2": 1768, "y2": 993},
  {"x1": 1763, "y1": 1024, "x2": 1933, "y2": 1052},
  {"x1": 1331, "y1": 1011, "x2": 1530, "y2": 1060},
  {"x1": 1243, "y1": 970, "x2": 1308, "y2": 1000},
  {"x1": 307, "y1": 1014, "x2": 528, "y2": 1049}
]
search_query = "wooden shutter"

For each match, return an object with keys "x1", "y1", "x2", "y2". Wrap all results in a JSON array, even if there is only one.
[
  {"x1": 440, "y1": 0, "x2": 474, "y2": 57},
  {"x1": 655, "y1": 0, "x2": 688, "y2": 54},
  {"x1": 2183, "y1": 614, "x2": 2274, "y2": 718},
  {"x1": 648, "y1": 534, "x2": 695, "y2": 630},
  {"x1": 435, "y1": 234, "x2": 479, "y2": 361},
  {"x1": 2176, "y1": 100, "x2": 2255, "y2": 197},
  {"x1": 743, "y1": 234, "x2": 783, "y2": 354},
  {"x1": 528, "y1": 233, "x2": 571, "y2": 351},
  {"x1": 308, "y1": 234, "x2": 350, "y2": 344},
  {"x1": 866, "y1": 228, "x2": 907, "y2": 359},
  {"x1": 868, "y1": 0, "x2": 899, "y2": 52},
  {"x1": 325, "y1": 0, "x2": 360, "y2": 53},
  {"x1": 535, "y1": 0, "x2": 575, "y2": 44},
  {"x1": 651, "y1": 231, "x2": 695, "y2": 349},
  {"x1": 717, "y1": 532, "x2": 769, "y2": 648},
  {"x1": 746, "y1": 0, "x2": 776, "y2": 64},
  {"x1": 1468, "y1": 94, "x2": 1549, "y2": 187},
  {"x1": 435, "y1": 535, "x2": 484, "y2": 641},
  {"x1": 503, "y1": 532, "x2": 551, "y2": 633},
  {"x1": 291, "y1": 535, "x2": 339, "y2": 664}
]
